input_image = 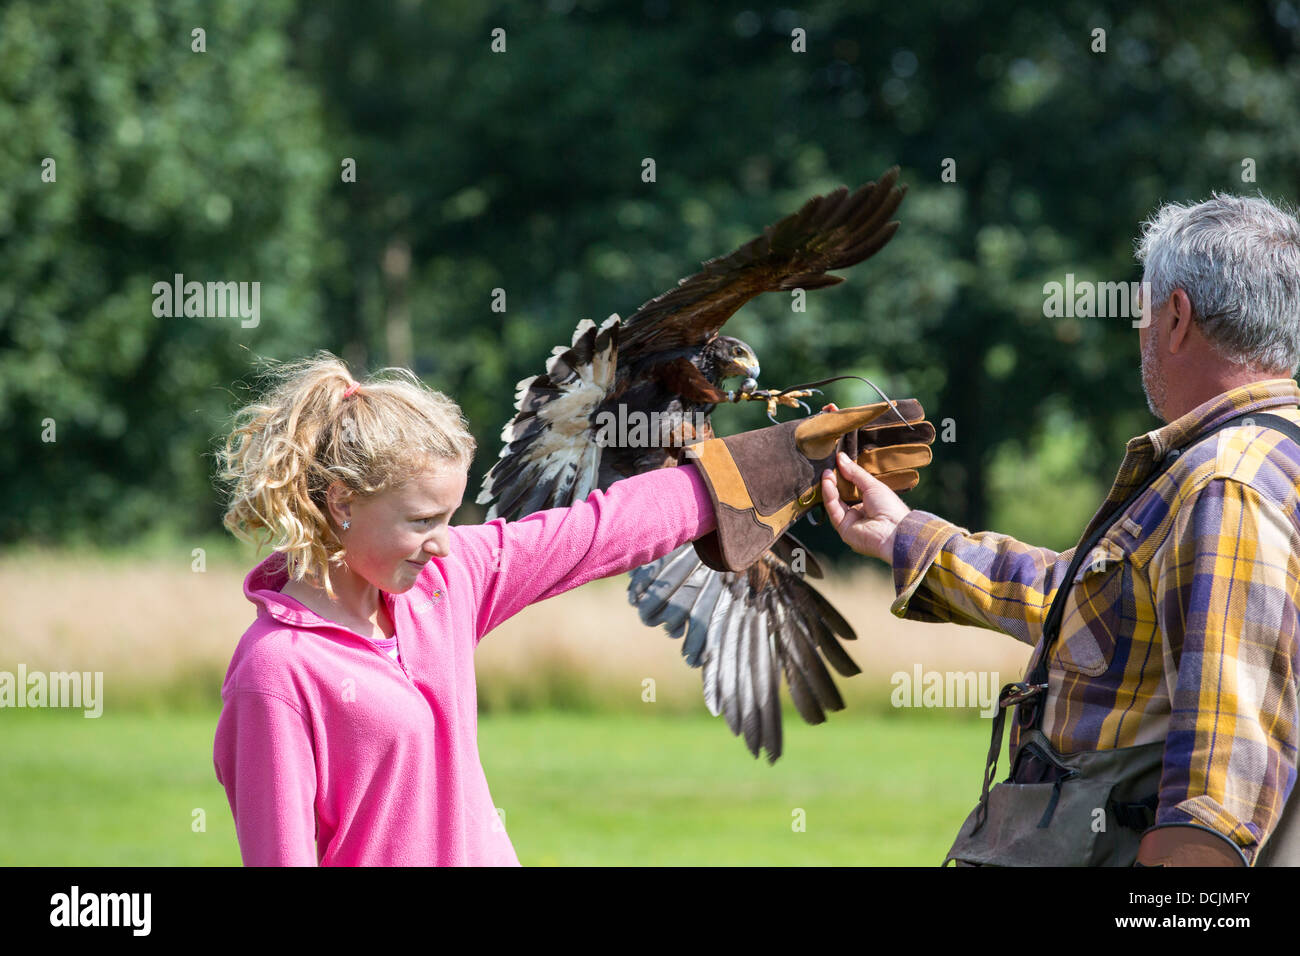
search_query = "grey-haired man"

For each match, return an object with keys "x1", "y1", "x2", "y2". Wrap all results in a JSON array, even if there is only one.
[{"x1": 824, "y1": 192, "x2": 1300, "y2": 866}]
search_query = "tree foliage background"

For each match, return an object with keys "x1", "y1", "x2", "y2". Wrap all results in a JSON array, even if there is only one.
[{"x1": 2, "y1": 0, "x2": 1298, "y2": 557}]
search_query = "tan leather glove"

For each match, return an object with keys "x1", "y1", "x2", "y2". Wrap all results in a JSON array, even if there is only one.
[{"x1": 689, "y1": 400, "x2": 935, "y2": 573}]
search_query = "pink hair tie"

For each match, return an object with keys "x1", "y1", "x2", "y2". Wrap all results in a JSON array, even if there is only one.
[{"x1": 343, "y1": 380, "x2": 361, "y2": 398}]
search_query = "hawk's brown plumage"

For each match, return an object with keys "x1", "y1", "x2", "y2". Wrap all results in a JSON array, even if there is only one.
[{"x1": 477, "y1": 168, "x2": 907, "y2": 762}]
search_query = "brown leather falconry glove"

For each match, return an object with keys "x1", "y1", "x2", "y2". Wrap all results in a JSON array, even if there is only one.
[{"x1": 688, "y1": 400, "x2": 935, "y2": 573}]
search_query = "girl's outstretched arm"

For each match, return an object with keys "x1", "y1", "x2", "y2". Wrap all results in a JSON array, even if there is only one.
[{"x1": 452, "y1": 464, "x2": 715, "y2": 643}]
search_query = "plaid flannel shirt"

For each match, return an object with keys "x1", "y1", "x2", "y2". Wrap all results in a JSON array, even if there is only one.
[{"x1": 891, "y1": 379, "x2": 1300, "y2": 864}]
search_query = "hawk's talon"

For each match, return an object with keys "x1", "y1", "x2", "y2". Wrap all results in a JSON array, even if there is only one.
[{"x1": 742, "y1": 387, "x2": 818, "y2": 417}]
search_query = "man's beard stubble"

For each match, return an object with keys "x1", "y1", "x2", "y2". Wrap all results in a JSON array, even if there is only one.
[{"x1": 1141, "y1": 328, "x2": 1167, "y2": 422}]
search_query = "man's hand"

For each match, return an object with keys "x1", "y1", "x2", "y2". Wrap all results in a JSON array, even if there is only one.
[
  {"x1": 689, "y1": 397, "x2": 928, "y2": 572},
  {"x1": 818, "y1": 402, "x2": 913, "y2": 562},
  {"x1": 1135, "y1": 824, "x2": 1249, "y2": 866}
]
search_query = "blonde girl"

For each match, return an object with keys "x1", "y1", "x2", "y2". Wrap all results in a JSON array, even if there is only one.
[{"x1": 212, "y1": 351, "x2": 716, "y2": 865}]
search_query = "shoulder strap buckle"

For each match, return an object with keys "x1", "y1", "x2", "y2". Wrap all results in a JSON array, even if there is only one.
[{"x1": 1000, "y1": 681, "x2": 1047, "y2": 708}]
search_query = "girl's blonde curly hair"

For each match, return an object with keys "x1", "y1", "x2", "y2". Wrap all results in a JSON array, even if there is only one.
[{"x1": 215, "y1": 350, "x2": 476, "y2": 599}]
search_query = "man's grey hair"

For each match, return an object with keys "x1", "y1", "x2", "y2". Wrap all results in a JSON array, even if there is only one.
[{"x1": 1134, "y1": 192, "x2": 1300, "y2": 376}]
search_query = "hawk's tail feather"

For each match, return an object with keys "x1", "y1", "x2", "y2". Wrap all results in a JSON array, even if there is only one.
[
  {"x1": 777, "y1": 588, "x2": 847, "y2": 714},
  {"x1": 769, "y1": 572, "x2": 845, "y2": 699},
  {"x1": 769, "y1": 531, "x2": 824, "y2": 578},
  {"x1": 803, "y1": 603, "x2": 861, "y2": 678},
  {"x1": 754, "y1": 611, "x2": 782, "y2": 764},
  {"x1": 647, "y1": 563, "x2": 713, "y2": 640},
  {"x1": 718, "y1": 578, "x2": 746, "y2": 738},
  {"x1": 700, "y1": 586, "x2": 735, "y2": 719},
  {"x1": 681, "y1": 569, "x2": 725, "y2": 666},
  {"x1": 737, "y1": 608, "x2": 760, "y2": 756},
  {"x1": 625, "y1": 539, "x2": 859, "y2": 762},
  {"x1": 770, "y1": 597, "x2": 828, "y2": 725},
  {"x1": 805, "y1": 585, "x2": 857, "y2": 642},
  {"x1": 629, "y1": 543, "x2": 703, "y2": 624}
]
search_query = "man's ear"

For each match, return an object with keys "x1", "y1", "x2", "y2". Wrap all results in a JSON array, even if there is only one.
[{"x1": 1167, "y1": 288, "x2": 1195, "y2": 353}]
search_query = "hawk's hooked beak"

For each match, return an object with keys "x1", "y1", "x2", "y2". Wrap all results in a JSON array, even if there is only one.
[{"x1": 723, "y1": 359, "x2": 760, "y2": 383}]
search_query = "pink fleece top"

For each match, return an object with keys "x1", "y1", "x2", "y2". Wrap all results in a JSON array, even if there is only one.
[{"x1": 213, "y1": 464, "x2": 716, "y2": 866}]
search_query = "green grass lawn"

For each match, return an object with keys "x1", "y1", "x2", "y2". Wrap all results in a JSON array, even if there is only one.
[{"x1": 0, "y1": 707, "x2": 992, "y2": 865}]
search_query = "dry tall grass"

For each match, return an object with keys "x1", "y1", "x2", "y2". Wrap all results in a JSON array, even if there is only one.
[{"x1": 0, "y1": 548, "x2": 1030, "y2": 716}]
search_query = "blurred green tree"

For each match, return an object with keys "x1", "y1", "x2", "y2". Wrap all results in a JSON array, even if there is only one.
[
  {"x1": 2, "y1": 0, "x2": 1297, "y2": 557},
  {"x1": 0, "y1": 0, "x2": 337, "y2": 545}
]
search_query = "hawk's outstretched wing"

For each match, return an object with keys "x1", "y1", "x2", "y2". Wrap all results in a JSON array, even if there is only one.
[
  {"x1": 617, "y1": 166, "x2": 906, "y2": 362},
  {"x1": 477, "y1": 315, "x2": 622, "y2": 520},
  {"x1": 628, "y1": 539, "x2": 861, "y2": 764},
  {"x1": 479, "y1": 167, "x2": 907, "y2": 518},
  {"x1": 476, "y1": 170, "x2": 908, "y2": 762}
]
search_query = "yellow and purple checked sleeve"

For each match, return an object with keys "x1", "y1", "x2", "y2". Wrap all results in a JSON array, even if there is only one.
[{"x1": 886, "y1": 379, "x2": 1300, "y2": 864}]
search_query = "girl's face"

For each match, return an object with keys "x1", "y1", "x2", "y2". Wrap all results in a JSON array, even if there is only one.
[{"x1": 331, "y1": 466, "x2": 468, "y2": 593}]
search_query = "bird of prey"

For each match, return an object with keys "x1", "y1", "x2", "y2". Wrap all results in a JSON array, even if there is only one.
[{"x1": 477, "y1": 167, "x2": 915, "y2": 763}]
